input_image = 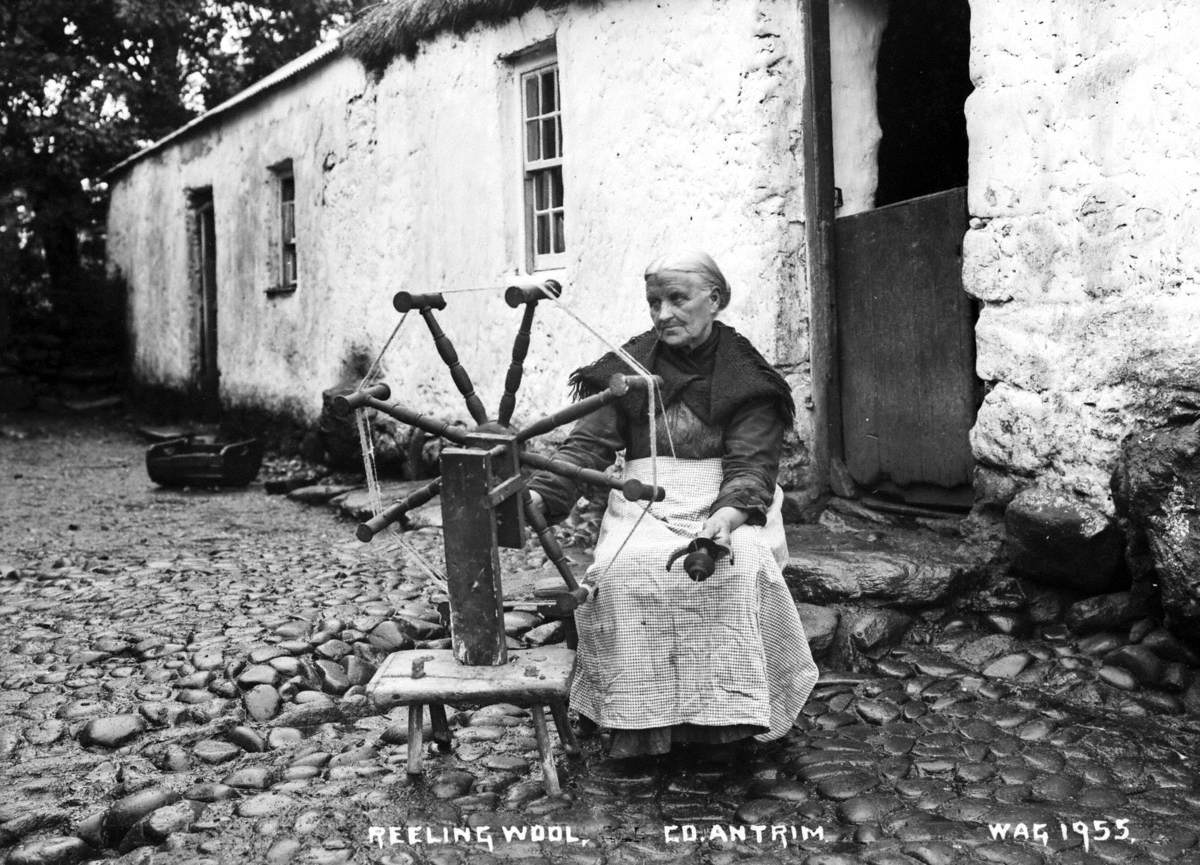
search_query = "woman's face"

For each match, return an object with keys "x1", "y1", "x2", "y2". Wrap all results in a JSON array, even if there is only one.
[{"x1": 645, "y1": 271, "x2": 720, "y2": 350}]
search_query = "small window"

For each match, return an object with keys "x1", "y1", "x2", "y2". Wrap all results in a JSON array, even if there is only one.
[
  {"x1": 521, "y1": 63, "x2": 564, "y2": 270},
  {"x1": 267, "y1": 160, "x2": 297, "y2": 295},
  {"x1": 279, "y1": 169, "x2": 297, "y2": 289}
]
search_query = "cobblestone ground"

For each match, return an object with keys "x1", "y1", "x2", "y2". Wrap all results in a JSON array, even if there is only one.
[{"x1": 2, "y1": 412, "x2": 1200, "y2": 865}]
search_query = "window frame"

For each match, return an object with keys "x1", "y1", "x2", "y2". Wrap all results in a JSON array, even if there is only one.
[
  {"x1": 519, "y1": 60, "x2": 565, "y2": 272},
  {"x1": 267, "y1": 159, "x2": 297, "y2": 296}
]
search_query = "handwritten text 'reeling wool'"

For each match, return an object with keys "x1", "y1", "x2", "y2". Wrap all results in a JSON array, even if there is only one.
[{"x1": 367, "y1": 825, "x2": 590, "y2": 852}]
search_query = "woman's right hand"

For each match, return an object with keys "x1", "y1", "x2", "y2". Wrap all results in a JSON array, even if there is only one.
[{"x1": 699, "y1": 506, "x2": 747, "y2": 549}]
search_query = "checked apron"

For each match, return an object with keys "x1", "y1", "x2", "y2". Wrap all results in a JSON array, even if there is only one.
[{"x1": 569, "y1": 457, "x2": 818, "y2": 740}]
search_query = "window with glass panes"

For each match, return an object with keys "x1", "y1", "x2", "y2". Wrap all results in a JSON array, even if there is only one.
[
  {"x1": 279, "y1": 169, "x2": 297, "y2": 288},
  {"x1": 521, "y1": 63, "x2": 564, "y2": 269}
]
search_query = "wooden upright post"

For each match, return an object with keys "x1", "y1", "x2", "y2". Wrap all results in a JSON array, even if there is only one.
[
  {"x1": 439, "y1": 446, "x2": 507, "y2": 665},
  {"x1": 803, "y1": 0, "x2": 842, "y2": 492},
  {"x1": 467, "y1": 431, "x2": 524, "y2": 549}
]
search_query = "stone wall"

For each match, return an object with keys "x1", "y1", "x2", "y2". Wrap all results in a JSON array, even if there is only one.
[
  {"x1": 964, "y1": 0, "x2": 1200, "y2": 515},
  {"x1": 107, "y1": 0, "x2": 817, "y2": 484}
]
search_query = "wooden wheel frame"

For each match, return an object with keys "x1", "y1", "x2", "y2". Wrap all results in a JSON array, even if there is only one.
[{"x1": 333, "y1": 281, "x2": 668, "y2": 666}]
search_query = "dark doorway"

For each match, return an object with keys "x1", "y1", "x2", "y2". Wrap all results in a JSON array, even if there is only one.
[
  {"x1": 191, "y1": 189, "x2": 219, "y2": 419},
  {"x1": 828, "y1": 0, "x2": 977, "y2": 509},
  {"x1": 874, "y1": 0, "x2": 973, "y2": 208}
]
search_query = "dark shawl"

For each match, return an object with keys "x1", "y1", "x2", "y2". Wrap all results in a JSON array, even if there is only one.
[{"x1": 567, "y1": 321, "x2": 794, "y2": 426}]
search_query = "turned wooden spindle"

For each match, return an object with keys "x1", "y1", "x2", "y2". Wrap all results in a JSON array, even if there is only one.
[
  {"x1": 519, "y1": 451, "x2": 665, "y2": 503},
  {"x1": 515, "y1": 374, "x2": 662, "y2": 442},
  {"x1": 503, "y1": 279, "x2": 562, "y2": 308},
  {"x1": 357, "y1": 478, "x2": 442, "y2": 542},
  {"x1": 392, "y1": 291, "x2": 447, "y2": 312},
  {"x1": 418, "y1": 308, "x2": 489, "y2": 426},
  {"x1": 516, "y1": 388, "x2": 621, "y2": 442},
  {"x1": 362, "y1": 397, "x2": 468, "y2": 445},
  {"x1": 331, "y1": 382, "x2": 391, "y2": 417},
  {"x1": 521, "y1": 490, "x2": 591, "y2": 611},
  {"x1": 497, "y1": 302, "x2": 537, "y2": 426}
]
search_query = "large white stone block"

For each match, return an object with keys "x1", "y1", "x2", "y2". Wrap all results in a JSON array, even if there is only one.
[{"x1": 965, "y1": 0, "x2": 1200, "y2": 513}]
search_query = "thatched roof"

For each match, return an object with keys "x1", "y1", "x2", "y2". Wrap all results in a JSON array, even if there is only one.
[
  {"x1": 110, "y1": 0, "x2": 572, "y2": 174},
  {"x1": 343, "y1": 0, "x2": 563, "y2": 69}
]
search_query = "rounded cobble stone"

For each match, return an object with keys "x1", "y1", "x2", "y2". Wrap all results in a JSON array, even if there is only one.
[{"x1": 7, "y1": 415, "x2": 1200, "y2": 865}]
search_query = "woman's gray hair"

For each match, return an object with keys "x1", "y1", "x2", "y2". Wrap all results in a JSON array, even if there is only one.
[{"x1": 644, "y1": 249, "x2": 731, "y2": 310}]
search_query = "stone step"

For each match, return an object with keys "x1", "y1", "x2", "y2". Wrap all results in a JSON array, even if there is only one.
[{"x1": 784, "y1": 548, "x2": 974, "y2": 607}]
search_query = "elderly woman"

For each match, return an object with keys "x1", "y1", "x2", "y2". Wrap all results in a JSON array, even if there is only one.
[{"x1": 527, "y1": 250, "x2": 818, "y2": 758}]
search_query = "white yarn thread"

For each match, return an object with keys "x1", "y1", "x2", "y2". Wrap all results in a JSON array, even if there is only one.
[
  {"x1": 355, "y1": 409, "x2": 385, "y2": 519},
  {"x1": 353, "y1": 311, "x2": 454, "y2": 587},
  {"x1": 355, "y1": 312, "x2": 408, "y2": 523},
  {"x1": 382, "y1": 532, "x2": 449, "y2": 590},
  {"x1": 532, "y1": 283, "x2": 676, "y2": 581}
]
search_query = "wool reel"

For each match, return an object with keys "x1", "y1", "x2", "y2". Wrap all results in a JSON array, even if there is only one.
[
  {"x1": 332, "y1": 280, "x2": 669, "y2": 667},
  {"x1": 665, "y1": 537, "x2": 733, "y2": 583}
]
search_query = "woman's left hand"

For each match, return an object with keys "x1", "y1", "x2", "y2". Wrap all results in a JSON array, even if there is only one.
[{"x1": 699, "y1": 506, "x2": 748, "y2": 549}]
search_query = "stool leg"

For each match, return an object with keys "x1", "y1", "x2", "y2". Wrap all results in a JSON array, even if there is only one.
[
  {"x1": 549, "y1": 700, "x2": 579, "y2": 756},
  {"x1": 531, "y1": 704, "x2": 561, "y2": 796},
  {"x1": 428, "y1": 703, "x2": 452, "y2": 753},
  {"x1": 407, "y1": 703, "x2": 424, "y2": 775}
]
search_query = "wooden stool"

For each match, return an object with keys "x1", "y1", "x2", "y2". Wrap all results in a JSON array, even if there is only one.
[{"x1": 366, "y1": 646, "x2": 578, "y2": 794}]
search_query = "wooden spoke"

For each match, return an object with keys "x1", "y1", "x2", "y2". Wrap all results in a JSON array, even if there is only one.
[
  {"x1": 356, "y1": 478, "x2": 442, "y2": 542},
  {"x1": 330, "y1": 382, "x2": 391, "y2": 417},
  {"x1": 498, "y1": 302, "x2": 538, "y2": 426},
  {"x1": 521, "y1": 490, "x2": 590, "y2": 610},
  {"x1": 519, "y1": 451, "x2": 665, "y2": 503},
  {"x1": 363, "y1": 396, "x2": 468, "y2": 445},
  {"x1": 516, "y1": 373, "x2": 662, "y2": 442},
  {"x1": 516, "y1": 388, "x2": 622, "y2": 443},
  {"x1": 419, "y1": 307, "x2": 489, "y2": 425},
  {"x1": 504, "y1": 279, "x2": 561, "y2": 308},
  {"x1": 393, "y1": 291, "x2": 447, "y2": 312}
]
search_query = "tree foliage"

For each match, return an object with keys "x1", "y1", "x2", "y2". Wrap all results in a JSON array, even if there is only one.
[{"x1": 0, "y1": 0, "x2": 365, "y2": 312}]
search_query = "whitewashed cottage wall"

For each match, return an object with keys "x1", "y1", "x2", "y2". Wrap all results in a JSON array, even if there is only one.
[
  {"x1": 963, "y1": 0, "x2": 1200, "y2": 513},
  {"x1": 108, "y1": 0, "x2": 816, "y2": 471},
  {"x1": 109, "y1": 0, "x2": 1200, "y2": 508}
]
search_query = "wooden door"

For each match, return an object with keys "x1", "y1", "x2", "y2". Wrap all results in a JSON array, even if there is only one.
[
  {"x1": 194, "y1": 194, "x2": 219, "y2": 418},
  {"x1": 834, "y1": 186, "x2": 976, "y2": 506}
]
